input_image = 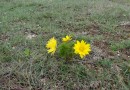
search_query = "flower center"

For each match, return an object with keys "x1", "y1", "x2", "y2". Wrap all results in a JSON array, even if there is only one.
[{"x1": 79, "y1": 46, "x2": 84, "y2": 52}]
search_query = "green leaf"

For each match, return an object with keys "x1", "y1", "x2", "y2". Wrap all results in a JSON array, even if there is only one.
[{"x1": 24, "y1": 48, "x2": 30, "y2": 56}]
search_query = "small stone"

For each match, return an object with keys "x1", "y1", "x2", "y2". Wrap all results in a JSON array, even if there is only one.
[
  {"x1": 117, "y1": 54, "x2": 120, "y2": 56},
  {"x1": 12, "y1": 46, "x2": 15, "y2": 49},
  {"x1": 26, "y1": 33, "x2": 37, "y2": 40},
  {"x1": 120, "y1": 21, "x2": 130, "y2": 26}
]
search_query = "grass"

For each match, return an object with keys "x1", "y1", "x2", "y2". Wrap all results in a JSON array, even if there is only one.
[
  {"x1": 0, "y1": 0, "x2": 130, "y2": 89},
  {"x1": 110, "y1": 40, "x2": 130, "y2": 51}
]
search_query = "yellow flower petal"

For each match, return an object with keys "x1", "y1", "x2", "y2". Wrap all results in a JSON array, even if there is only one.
[
  {"x1": 46, "y1": 37, "x2": 57, "y2": 55},
  {"x1": 62, "y1": 35, "x2": 72, "y2": 42},
  {"x1": 73, "y1": 40, "x2": 91, "y2": 59}
]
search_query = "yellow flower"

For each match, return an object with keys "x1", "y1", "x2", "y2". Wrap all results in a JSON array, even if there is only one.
[
  {"x1": 62, "y1": 35, "x2": 72, "y2": 42},
  {"x1": 73, "y1": 40, "x2": 91, "y2": 58},
  {"x1": 46, "y1": 37, "x2": 57, "y2": 55}
]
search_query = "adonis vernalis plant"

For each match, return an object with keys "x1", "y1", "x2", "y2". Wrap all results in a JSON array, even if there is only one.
[{"x1": 46, "y1": 35, "x2": 91, "y2": 61}]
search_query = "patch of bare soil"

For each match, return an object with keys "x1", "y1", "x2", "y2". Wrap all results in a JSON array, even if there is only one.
[
  {"x1": 118, "y1": 21, "x2": 130, "y2": 32},
  {"x1": 93, "y1": 40, "x2": 130, "y2": 61},
  {"x1": 89, "y1": 80, "x2": 101, "y2": 90},
  {"x1": 0, "y1": 72, "x2": 35, "y2": 90},
  {"x1": 74, "y1": 23, "x2": 100, "y2": 36},
  {"x1": 116, "y1": 21, "x2": 130, "y2": 36},
  {"x1": 117, "y1": 48, "x2": 130, "y2": 60},
  {"x1": 121, "y1": 48, "x2": 130, "y2": 57},
  {"x1": 0, "y1": 73, "x2": 23, "y2": 90},
  {"x1": 85, "y1": 23, "x2": 100, "y2": 35},
  {"x1": 93, "y1": 40, "x2": 115, "y2": 58},
  {"x1": 0, "y1": 33, "x2": 9, "y2": 41},
  {"x1": 85, "y1": 45, "x2": 106, "y2": 62}
]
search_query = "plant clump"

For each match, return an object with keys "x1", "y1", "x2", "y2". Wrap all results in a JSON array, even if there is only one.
[{"x1": 46, "y1": 35, "x2": 91, "y2": 61}]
